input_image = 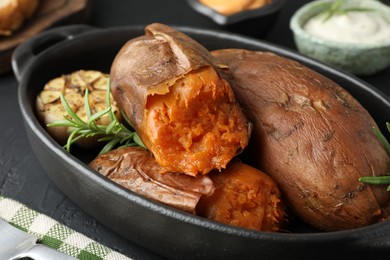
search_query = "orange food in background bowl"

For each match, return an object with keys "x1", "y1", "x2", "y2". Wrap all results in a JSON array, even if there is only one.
[
  {"x1": 187, "y1": 0, "x2": 285, "y2": 38},
  {"x1": 199, "y1": 0, "x2": 272, "y2": 16}
]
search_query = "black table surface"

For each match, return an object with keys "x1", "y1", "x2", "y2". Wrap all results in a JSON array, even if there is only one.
[{"x1": 1, "y1": 1, "x2": 390, "y2": 259}]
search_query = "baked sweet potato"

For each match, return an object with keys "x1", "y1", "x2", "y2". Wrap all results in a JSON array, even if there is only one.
[
  {"x1": 89, "y1": 146, "x2": 215, "y2": 213},
  {"x1": 212, "y1": 49, "x2": 390, "y2": 231},
  {"x1": 90, "y1": 146, "x2": 285, "y2": 231},
  {"x1": 197, "y1": 160, "x2": 285, "y2": 232},
  {"x1": 110, "y1": 23, "x2": 250, "y2": 176}
]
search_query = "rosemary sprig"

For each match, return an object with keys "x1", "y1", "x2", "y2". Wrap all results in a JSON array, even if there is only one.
[
  {"x1": 360, "y1": 174, "x2": 390, "y2": 191},
  {"x1": 359, "y1": 122, "x2": 390, "y2": 191},
  {"x1": 48, "y1": 82, "x2": 145, "y2": 155},
  {"x1": 315, "y1": 0, "x2": 374, "y2": 22},
  {"x1": 373, "y1": 123, "x2": 390, "y2": 156}
]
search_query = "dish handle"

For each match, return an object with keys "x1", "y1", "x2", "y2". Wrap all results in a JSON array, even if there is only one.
[{"x1": 11, "y1": 24, "x2": 97, "y2": 82}]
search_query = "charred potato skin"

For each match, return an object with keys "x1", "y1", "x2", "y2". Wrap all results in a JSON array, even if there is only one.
[{"x1": 212, "y1": 49, "x2": 390, "y2": 231}]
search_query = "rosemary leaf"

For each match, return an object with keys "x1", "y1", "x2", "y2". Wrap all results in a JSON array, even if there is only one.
[
  {"x1": 65, "y1": 128, "x2": 82, "y2": 152},
  {"x1": 47, "y1": 119, "x2": 77, "y2": 128},
  {"x1": 386, "y1": 122, "x2": 390, "y2": 133},
  {"x1": 359, "y1": 175, "x2": 390, "y2": 185},
  {"x1": 106, "y1": 80, "x2": 115, "y2": 122},
  {"x1": 373, "y1": 127, "x2": 390, "y2": 157},
  {"x1": 106, "y1": 120, "x2": 117, "y2": 134},
  {"x1": 99, "y1": 138, "x2": 121, "y2": 155},
  {"x1": 84, "y1": 131, "x2": 101, "y2": 138},
  {"x1": 84, "y1": 89, "x2": 92, "y2": 119},
  {"x1": 97, "y1": 136, "x2": 116, "y2": 142},
  {"x1": 121, "y1": 132, "x2": 136, "y2": 142},
  {"x1": 67, "y1": 133, "x2": 88, "y2": 145},
  {"x1": 88, "y1": 107, "x2": 111, "y2": 126},
  {"x1": 59, "y1": 94, "x2": 86, "y2": 127},
  {"x1": 134, "y1": 133, "x2": 146, "y2": 148},
  {"x1": 360, "y1": 123, "x2": 390, "y2": 190}
]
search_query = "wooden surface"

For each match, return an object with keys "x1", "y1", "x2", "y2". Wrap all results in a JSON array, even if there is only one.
[{"x1": 0, "y1": 0, "x2": 91, "y2": 74}]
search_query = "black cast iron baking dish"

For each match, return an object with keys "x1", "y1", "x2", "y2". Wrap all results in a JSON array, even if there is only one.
[{"x1": 13, "y1": 24, "x2": 390, "y2": 259}]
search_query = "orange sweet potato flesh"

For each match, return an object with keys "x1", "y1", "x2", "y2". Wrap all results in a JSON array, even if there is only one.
[
  {"x1": 144, "y1": 66, "x2": 249, "y2": 176},
  {"x1": 212, "y1": 49, "x2": 390, "y2": 231},
  {"x1": 197, "y1": 160, "x2": 285, "y2": 232},
  {"x1": 110, "y1": 24, "x2": 249, "y2": 176},
  {"x1": 89, "y1": 147, "x2": 215, "y2": 213}
]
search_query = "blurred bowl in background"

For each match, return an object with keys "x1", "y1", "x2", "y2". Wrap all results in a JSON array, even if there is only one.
[
  {"x1": 187, "y1": 0, "x2": 286, "y2": 38},
  {"x1": 290, "y1": 0, "x2": 390, "y2": 76}
]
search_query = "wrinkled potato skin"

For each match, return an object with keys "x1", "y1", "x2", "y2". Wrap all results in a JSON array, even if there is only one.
[
  {"x1": 212, "y1": 49, "x2": 390, "y2": 231},
  {"x1": 90, "y1": 147, "x2": 285, "y2": 231},
  {"x1": 89, "y1": 147, "x2": 215, "y2": 213},
  {"x1": 110, "y1": 23, "x2": 224, "y2": 132}
]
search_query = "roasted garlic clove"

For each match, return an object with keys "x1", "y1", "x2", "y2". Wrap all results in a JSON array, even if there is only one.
[{"x1": 36, "y1": 70, "x2": 121, "y2": 148}]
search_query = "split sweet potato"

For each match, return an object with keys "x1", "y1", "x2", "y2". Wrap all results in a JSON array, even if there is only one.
[
  {"x1": 197, "y1": 160, "x2": 285, "y2": 232},
  {"x1": 212, "y1": 49, "x2": 390, "y2": 231},
  {"x1": 110, "y1": 23, "x2": 250, "y2": 176}
]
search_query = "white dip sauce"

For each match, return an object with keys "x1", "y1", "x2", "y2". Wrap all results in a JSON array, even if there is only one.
[{"x1": 304, "y1": 12, "x2": 390, "y2": 44}]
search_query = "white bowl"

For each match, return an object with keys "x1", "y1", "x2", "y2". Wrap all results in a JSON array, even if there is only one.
[{"x1": 290, "y1": 0, "x2": 390, "y2": 75}]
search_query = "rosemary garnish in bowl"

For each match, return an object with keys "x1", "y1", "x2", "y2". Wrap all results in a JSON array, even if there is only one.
[
  {"x1": 315, "y1": 0, "x2": 374, "y2": 21},
  {"x1": 359, "y1": 122, "x2": 390, "y2": 191},
  {"x1": 48, "y1": 81, "x2": 145, "y2": 155}
]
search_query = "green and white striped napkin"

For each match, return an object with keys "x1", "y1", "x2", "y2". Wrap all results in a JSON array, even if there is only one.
[{"x1": 0, "y1": 196, "x2": 131, "y2": 260}]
